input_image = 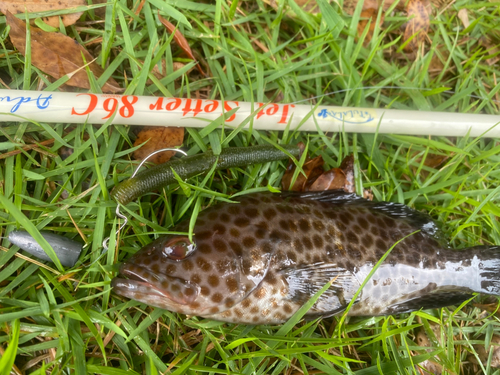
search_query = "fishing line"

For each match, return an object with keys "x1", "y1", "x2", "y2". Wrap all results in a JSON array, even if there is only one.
[
  {"x1": 101, "y1": 147, "x2": 188, "y2": 252},
  {"x1": 290, "y1": 86, "x2": 500, "y2": 106}
]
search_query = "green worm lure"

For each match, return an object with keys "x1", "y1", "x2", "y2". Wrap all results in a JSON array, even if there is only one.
[{"x1": 111, "y1": 144, "x2": 301, "y2": 205}]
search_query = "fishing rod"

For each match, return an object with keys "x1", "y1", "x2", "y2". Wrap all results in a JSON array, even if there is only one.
[{"x1": 0, "y1": 89, "x2": 499, "y2": 137}]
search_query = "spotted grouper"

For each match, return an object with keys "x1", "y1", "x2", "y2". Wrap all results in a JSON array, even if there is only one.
[{"x1": 112, "y1": 190, "x2": 500, "y2": 324}]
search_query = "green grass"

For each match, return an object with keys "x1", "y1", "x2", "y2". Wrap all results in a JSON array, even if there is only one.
[{"x1": 1, "y1": 0, "x2": 500, "y2": 373}]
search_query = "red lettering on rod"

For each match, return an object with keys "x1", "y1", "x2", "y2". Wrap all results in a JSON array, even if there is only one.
[
  {"x1": 102, "y1": 98, "x2": 119, "y2": 119},
  {"x1": 120, "y1": 96, "x2": 138, "y2": 118},
  {"x1": 71, "y1": 93, "x2": 97, "y2": 115},
  {"x1": 224, "y1": 101, "x2": 239, "y2": 122},
  {"x1": 181, "y1": 99, "x2": 192, "y2": 116},
  {"x1": 192, "y1": 100, "x2": 203, "y2": 117},
  {"x1": 256, "y1": 102, "x2": 265, "y2": 119},
  {"x1": 278, "y1": 104, "x2": 295, "y2": 124},
  {"x1": 204, "y1": 100, "x2": 219, "y2": 113},
  {"x1": 266, "y1": 104, "x2": 279, "y2": 116},
  {"x1": 166, "y1": 98, "x2": 182, "y2": 111},
  {"x1": 150, "y1": 98, "x2": 163, "y2": 110}
]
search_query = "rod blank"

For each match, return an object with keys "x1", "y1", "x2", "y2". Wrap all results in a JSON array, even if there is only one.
[{"x1": 0, "y1": 89, "x2": 499, "y2": 137}]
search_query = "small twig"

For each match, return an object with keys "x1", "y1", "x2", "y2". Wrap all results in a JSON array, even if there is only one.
[
  {"x1": 134, "y1": 0, "x2": 147, "y2": 15},
  {"x1": 0, "y1": 139, "x2": 55, "y2": 160},
  {"x1": 0, "y1": 245, "x2": 61, "y2": 276}
]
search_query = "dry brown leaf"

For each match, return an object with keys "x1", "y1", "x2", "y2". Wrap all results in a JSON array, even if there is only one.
[
  {"x1": 308, "y1": 168, "x2": 346, "y2": 191},
  {"x1": 91, "y1": 0, "x2": 107, "y2": 19},
  {"x1": 343, "y1": 0, "x2": 402, "y2": 15},
  {"x1": 158, "y1": 13, "x2": 206, "y2": 76},
  {"x1": 429, "y1": 51, "x2": 446, "y2": 76},
  {"x1": 282, "y1": 150, "x2": 359, "y2": 194},
  {"x1": 470, "y1": 335, "x2": 500, "y2": 368},
  {"x1": 282, "y1": 155, "x2": 324, "y2": 191},
  {"x1": 343, "y1": 0, "x2": 393, "y2": 48},
  {"x1": 6, "y1": 11, "x2": 121, "y2": 93},
  {"x1": 406, "y1": 151, "x2": 448, "y2": 179},
  {"x1": 339, "y1": 155, "x2": 355, "y2": 193},
  {"x1": 423, "y1": 153, "x2": 447, "y2": 169},
  {"x1": 421, "y1": 153, "x2": 447, "y2": 179},
  {"x1": 479, "y1": 37, "x2": 500, "y2": 66},
  {"x1": 415, "y1": 326, "x2": 443, "y2": 375},
  {"x1": 457, "y1": 8, "x2": 470, "y2": 29},
  {"x1": 264, "y1": 0, "x2": 320, "y2": 14},
  {"x1": 404, "y1": 0, "x2": 431, "y2": 53},
  {"x1": 304, "y1": 156, "x2": 326, "y2": 191},
  {"x1": 0, "y1": 0, "x2": 85, "y2": 27},
  {"x1": 358, "y1": 8, "x2": 384, "y2": 46},
  {"x1": 288, "y1": 0, "x2": 320, "y2": 13},
  {"x1": 363, "y1": 190, "x2": 373, "y2": 200},
  {"x1": 133, "y1": 126, "x2": 184, "y2": 164}
]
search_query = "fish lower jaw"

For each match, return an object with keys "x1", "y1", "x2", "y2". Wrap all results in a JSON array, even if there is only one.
[
  {"x1": 111, "y1": 277, "x2": 171, "y2": 300},
  {"x1": 111, "y1": 277, "x2": 198, "y2": 314}
]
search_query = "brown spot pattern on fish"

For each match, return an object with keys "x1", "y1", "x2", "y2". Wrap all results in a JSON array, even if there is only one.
[{"x1": 112, "y1": 190, "x2": 500, "y2": 324}]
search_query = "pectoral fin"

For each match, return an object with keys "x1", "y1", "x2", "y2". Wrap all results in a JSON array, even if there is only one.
[{"x1": 281, "y1": 262, "x2": 361, "y2": 318}]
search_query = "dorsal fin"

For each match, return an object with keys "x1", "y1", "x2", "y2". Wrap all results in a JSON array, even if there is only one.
[
  {"x1": 281, "y1": 189, "x2": 364, "y2": 203},
  {"x1": 281, "y1": 190, "x2": 443, "y2": 241}
]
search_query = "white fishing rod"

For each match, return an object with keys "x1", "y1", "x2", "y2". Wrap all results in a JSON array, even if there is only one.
[{"x1": 0, "y1": 89, "x2": 499, "y2": 137}]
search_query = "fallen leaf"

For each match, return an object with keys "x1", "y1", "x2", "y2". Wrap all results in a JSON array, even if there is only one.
[
  {"x1": 357, "y1": 8, "x2": 384, "y2": 46},
  {"x1": 289, "y1": 0, "x2": 320, "y2": 13},
  {"x1": 308, "y1": 168, "x2": 346, "y2": 191},
  {"x1": 479, "y1": 36, "x2": 500, "y2": 66},
  {"x1": 345, "y1": 0, "x2": 451, "y2": 55},
  {"x1": 410, "y1": 151, "x2": 448, "y2": 179},
  {"x1": 281, "y1": 149, "x2": 375, "y2": 197},
  {"x1": 6, "y1": 11, "x2": 121, "y2": 93},
  {"x1": 424, "y1": 153, "x2": 447, "y2": 169},
  {"x1": 415, "y1": 326, "x2": 443, "y2": 375},
  {"x1": 264, "y1": 0, "x2": 320, "y2": 14},
  {"x1": 91, "y1": 0, "x2": 107, "y2": 19},
  {"x1": 339, "y1": 155, "x2": 355, "y2": 193},
  {"x1": 343, "y1": 0, "x2": 402, "y2": 15},
  {"x1": 157, "y1": 12, "x2": 206, "y2": 76},
  {"x1": 282, "y1": 155, "x2": 324, "y2": 191},
  {"x1": 404, "y1": 0, "x2": 431, "y2": 53},
  {"x1": 363, "y1": 190, "x2": 373, "y2": 200},
  {"x1": 0, "y1": 0, "x2": 85, "y2": 27},
  {"x1": 304, "y1": 156, "x2": 326, "y2": 191},
  {"x1": 457, "y1": 8, "x2": 470, "y2": 29},
  {"x1": 133, "y1": 126, "x2": 184, "y2": 164},
  {"x1": 471, "y1": 335, "x2": 500, "y2": 368},
  {"x1": 429, "y1": 50, "x2": 447, "y2": 77}
]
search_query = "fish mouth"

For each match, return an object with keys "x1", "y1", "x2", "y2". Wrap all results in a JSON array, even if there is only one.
[{"x1": 112, "y1": 263, "x2": 199, "y2": 310}]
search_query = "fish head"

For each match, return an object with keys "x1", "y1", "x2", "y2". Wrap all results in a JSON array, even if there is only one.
[{"x1": 112, "y1": 231, "x2": 254, "y2": 316}]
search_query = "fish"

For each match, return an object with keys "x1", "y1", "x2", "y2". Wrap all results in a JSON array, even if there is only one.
[{"x1": 112, "y1": 190, "x2": 500, "y2": 324}]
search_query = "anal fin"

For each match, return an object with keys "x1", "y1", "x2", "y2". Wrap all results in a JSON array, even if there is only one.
[{"x1": 385, "y1": 289, "x2": 474, "y2": 315}]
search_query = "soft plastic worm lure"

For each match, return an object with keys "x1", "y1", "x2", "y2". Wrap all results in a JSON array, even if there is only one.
[
  {"x1": 110, "y1": 144, "x2": 301, "y2": 206},
  {"x1": 101, "y1": 144, "x2": 300, "y2": 251}
]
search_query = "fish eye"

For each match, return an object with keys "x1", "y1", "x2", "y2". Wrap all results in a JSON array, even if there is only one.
[{"x1": 163, "y1": 236, "x2": 195, "y2": 261}]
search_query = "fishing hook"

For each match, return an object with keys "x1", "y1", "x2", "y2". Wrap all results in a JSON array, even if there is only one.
[{"x1": 101, "y1": 147, "x2": 188, "y2": 252}]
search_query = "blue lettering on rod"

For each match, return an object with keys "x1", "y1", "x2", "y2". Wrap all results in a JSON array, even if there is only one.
[
  {"x1": 0, "y1": 94, "x2": 52, "y2": 113},
  {"x1": 317, "y1": 108, "x2": 375, "y2": 124}
]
